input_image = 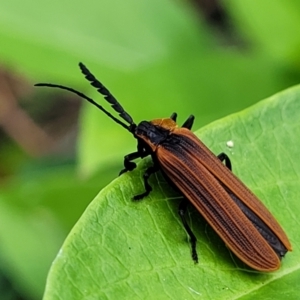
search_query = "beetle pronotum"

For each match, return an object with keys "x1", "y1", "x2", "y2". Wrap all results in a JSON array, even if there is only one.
[{"x1": 36, "y1": 63, "x2": 292, "y2": 272}]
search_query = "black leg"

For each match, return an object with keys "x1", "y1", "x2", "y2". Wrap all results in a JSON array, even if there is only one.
[
  {"x1": 170, "y1": 112, "x2": 177, "y2": 121},
  {"x1": 119, "y1": 152, "x2": 141, "y2": 175},
  {"x1": 178, "y1": 200, "x2": 198, "y2": 263},
  {"x1": 217, "y1": 152, "x2": 232, "y2": 171},
  {"x1": 182, "y1": 115, "x2": 195, "y2": 129},
  {"x1": 133, "y1": 165, "x2": 159, "y2": 200}
]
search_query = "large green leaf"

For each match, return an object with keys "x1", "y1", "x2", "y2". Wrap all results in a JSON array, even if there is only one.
[{"x1": 43, "y1": 86, "x2": 300, "y2": 299}]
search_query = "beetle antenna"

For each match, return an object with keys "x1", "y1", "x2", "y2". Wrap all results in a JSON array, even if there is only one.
[
  {"x1": 34, "y1": 83, "x2": 133, "y2": 132},
  {"x1": 79, "y1": 62, "x2": 134, "y2": 126}
]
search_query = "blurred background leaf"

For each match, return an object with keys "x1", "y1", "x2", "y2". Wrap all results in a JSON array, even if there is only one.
[{"x1": 0, "y1": 0, "x2": 300, "y2": 299}]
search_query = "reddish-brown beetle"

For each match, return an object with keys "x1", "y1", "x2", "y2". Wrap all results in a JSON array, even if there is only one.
[{"x1": 36, "y1": 63, "x2": 292, "y2": 271}]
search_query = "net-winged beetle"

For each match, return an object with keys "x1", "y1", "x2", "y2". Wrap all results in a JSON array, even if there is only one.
[{"x1": 35, "y1": 63, "x2": 292, "y2": 272}]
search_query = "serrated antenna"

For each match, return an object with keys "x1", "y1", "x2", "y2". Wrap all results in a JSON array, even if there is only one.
[
  {"x1": 79, "y1": 62, "x2": 134, "y2": 125},
  {"x1": 35, "y1": 63, "x2": 137, "y2": 133}
]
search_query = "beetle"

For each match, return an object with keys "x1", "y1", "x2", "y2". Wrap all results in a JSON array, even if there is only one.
[{"x1": 36, "y1": 62, "x2": 292, "y2": 272}]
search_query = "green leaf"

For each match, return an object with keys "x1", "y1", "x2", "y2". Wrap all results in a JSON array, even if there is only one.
[
  {"x1": 43, "y1": 86, "x2": 300, "y2": 299},
  {"x1": 226, "y1": 0, "x2": 300, "y2": 67}
]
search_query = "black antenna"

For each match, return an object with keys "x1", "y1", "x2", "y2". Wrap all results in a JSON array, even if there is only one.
[
  {"x1": 79, "y1": 62, "x2": 134, "y2": 125},
  {"x1": 34, "y1": 83, "x2": 132, "y2": 132},
  {"x1": 35, "y1": 63, "x2": 137, "y2": 133}
]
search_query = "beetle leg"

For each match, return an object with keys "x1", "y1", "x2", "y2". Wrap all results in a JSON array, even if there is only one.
[
  {"x1": 217, "y1": 153, "x2": 232, "y2": 171},
  {"x1": 170, "y1": 112, "x2": 177, "y2": 121},
  {"x1": 181, "y1": 115, "x2": 195, "y2": 129},
  {"x1": 178, "y1": 199, "x2": 198, "y2": 263},
  {"x1": 133, "y1": 164, "x2": 159, "y2": 200},
  {"x1": 119, "y1": 152, "x2": 142, "y2": 175}
]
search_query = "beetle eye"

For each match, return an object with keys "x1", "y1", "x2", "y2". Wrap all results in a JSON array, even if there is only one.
[{"x1": 148, "y1": 131, "x2": 156, "y2": 139}]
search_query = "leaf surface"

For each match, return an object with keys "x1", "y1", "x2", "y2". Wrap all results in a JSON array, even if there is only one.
[{"x1": 44, "y1": 86, "x2": 300, "y2": 299}]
